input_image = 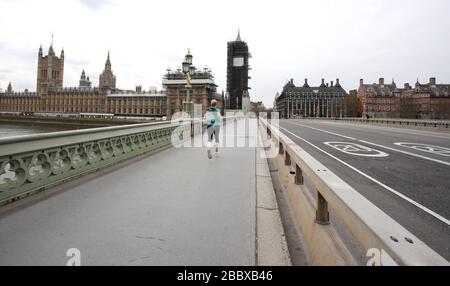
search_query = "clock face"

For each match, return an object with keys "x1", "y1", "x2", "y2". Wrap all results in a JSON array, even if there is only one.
[{"x1": 233, "y1": 57, "x2": 244, "y2": 67}]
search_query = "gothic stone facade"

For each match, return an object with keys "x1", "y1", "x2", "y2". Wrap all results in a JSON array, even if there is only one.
[{"x1": 0, "y1": 45, "x2": 166, "y2": 117}]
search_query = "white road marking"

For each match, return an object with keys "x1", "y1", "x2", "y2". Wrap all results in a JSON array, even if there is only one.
[
  {"x1": 286, "y1": 121, "x2": 450, "y2": 167},
  {"x1": 324, "y1": 142, "x2": 389, "y2": 157},
  {"x1": 359, "y1": 140, "x2": 450, "y2": 167},
  {"x1": 302, "y1": 119, "x2": 450, "y2": 140},
  {"x1": 394, "y1": 143, "x2": 450, "y2": 157},
  {"x1": 280, "y1": 126, "x2": 450, "y2": 226}
]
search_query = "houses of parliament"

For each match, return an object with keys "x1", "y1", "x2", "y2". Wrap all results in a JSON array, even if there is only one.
[{"x1": 0, "y1": 42, "x2": 222, "y2": 119}]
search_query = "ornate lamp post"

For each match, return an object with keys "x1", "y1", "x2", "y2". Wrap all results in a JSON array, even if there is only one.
[{"x1": 182, "y1": 49, "x2": 194, "y2": 118}]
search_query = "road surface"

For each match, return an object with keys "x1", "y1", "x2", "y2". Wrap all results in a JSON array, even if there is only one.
[{"x1": 279, "y1": 119, "x2": 450, "y2": 261}]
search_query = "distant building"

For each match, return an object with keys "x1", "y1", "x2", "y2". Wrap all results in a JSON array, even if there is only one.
[
  {"x1": 357, "y1": 78, "x2": 401, "y2": 118},
  {"x1": 7, "y1": 82, "x2": 13, "y2": 93},
  {"x1": 358, "y1": 77, "x2": 450, "y2": 119},
  {"x1": 227, "y1": 30, "x2": 251, "y2": 110},
  {"x1": 79, "y1": 70, "x2": 92, "y2": 90},
  {"x1": 347, "y1": 89, "x2": 362, "y2": 118},
  {"x1": 0, "y1": 43, "x2": 166, "y2": 117},
  {"x1": 162, "y1": 50, "x2": 221, "y2": 119},
  {"x1": 99, "y1": 51, "x2": 116, "y2": 90},
  {"x1": 36, "y1": 44, "x2": 64, "y2": 93},
  {"x1": 273, "y1": 93, "x2": 279, "y2": 113},
  {"x1": 274, "y1": 78, "x2": 348, "y2": 119}
]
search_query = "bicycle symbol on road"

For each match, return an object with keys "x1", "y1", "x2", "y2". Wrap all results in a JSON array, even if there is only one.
[
  {"x1": 394, "y1": 143, "x2": 450, "y2": 157},
  {"x1": 324, "y1": 142, "x2": 389, "y2": 157}
]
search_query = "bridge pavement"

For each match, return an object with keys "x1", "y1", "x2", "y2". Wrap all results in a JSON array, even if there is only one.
[{"x1": 0, "y1": 121, "x2": 257, "y2": 266}]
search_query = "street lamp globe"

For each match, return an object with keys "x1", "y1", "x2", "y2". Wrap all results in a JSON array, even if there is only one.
[
  {"x1": 182, "y1": 61, "x2": 190, "y2": 74},
  {"x1": 185, "y1": 49, "x2": 193, "y2": 65},
  {"x1": 189, "y1": 65, "x2": 196, "y2": 75}
]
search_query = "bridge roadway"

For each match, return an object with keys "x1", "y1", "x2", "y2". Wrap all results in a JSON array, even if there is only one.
[
  {"x1": 0, "y1": 120, "x2": 257, "y2": 266},
  {"x1": 279, "y1": 119, "x2": 450, "y2": 260}
]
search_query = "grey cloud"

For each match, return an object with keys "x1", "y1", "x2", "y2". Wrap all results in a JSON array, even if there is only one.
[
  {"x1": 66, "y1": 59, "x2": 91, "y2": 67},
  {"x1": 0, "y1": 68, "x2": 13, "y2": 74},
  {"x1": 78, "y1": 0, "x2": 111, "y2": 11},
  {"x1": 0, "y1": 41, "x2": 36, "y2": 61}
]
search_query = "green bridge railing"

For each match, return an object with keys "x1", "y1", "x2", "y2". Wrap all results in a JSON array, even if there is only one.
[{"x1": 0, "y1": 120, "x2": 190, "y2": 206}]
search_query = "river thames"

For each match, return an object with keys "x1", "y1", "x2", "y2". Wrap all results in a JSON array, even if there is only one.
[{"x1": 0, "y1": 122, "x2": 97, "y2": 139}]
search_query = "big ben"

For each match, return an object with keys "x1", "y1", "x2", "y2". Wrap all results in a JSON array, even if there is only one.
[{"x1": 226, "y1": 30, "x2": 251, "y2": 110}]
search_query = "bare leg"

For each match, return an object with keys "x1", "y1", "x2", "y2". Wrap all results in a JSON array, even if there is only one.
[
  {"x1": 214, "y1": 126, "x2": 220, "y2": 153},
  {"x1": 206, "y1": 126, "x2": 214, "y2": 159}
]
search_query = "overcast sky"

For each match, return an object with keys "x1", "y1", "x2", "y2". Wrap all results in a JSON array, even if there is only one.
[{"x1": 1, "y1": 0, "x2": 449, "y2": 107}]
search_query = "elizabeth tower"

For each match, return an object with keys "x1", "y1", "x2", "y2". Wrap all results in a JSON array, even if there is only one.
[{"x1": 226, "y1": 30, "x2": 250, "y2": 110}]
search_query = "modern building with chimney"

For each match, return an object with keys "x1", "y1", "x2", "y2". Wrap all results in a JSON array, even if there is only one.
[{"x1": 274, "y1": 78, "x2": 348, "y2": 119}]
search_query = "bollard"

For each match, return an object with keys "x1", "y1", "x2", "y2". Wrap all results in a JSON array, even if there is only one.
[
  {"x1": 315, "y1": 192, "x2": 330, "y2": 225},
  {"x1": 285, "y1": 152, "x2": 291, "y2": 166},
  {"x1": 290, "y1": 159, "x2": 296, "y2": 174},
  {"x1": 295, "y1": 164, "x2": 304, "y2": 185}
]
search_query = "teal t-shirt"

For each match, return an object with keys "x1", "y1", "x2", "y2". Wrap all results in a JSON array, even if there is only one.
[{"x1": 206, "y1": 107, "x2": 221, "y2": 126}]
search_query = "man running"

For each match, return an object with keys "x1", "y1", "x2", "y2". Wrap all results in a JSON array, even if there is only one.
[{"x1": 205, "y1": 100, "x2": 221, "y2": 159}]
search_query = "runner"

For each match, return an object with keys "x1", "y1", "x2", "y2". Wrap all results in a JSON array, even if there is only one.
[{"x1": 205, "y1": 100, "x2": 221, "y2": 159}]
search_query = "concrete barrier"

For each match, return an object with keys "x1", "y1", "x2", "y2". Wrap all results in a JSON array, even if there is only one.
[{"x1": 260, "y1": 117, "x2": 449, "y2": 266}]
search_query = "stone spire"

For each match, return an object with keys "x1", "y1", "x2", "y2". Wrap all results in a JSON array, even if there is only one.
[
  {"x1": 48, "y1": 34, "x2": 55, "y2": 55},
  {"x1": 48, "y1": 44, "x2": 55, "y2": 55},
  {"x1": 105, "y1": 50, "x2": 111, "y2": 70},
  {"x1": 99, "y1": 50, "x2": 116, "y2": 90},
  {"x1": 79, "y1": 69, "x2": 92, "y2": 89},
  {"x1": 236, "y1": 29, "x2": 242, "y2": 42}
]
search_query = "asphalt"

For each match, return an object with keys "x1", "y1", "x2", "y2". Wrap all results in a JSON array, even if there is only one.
[
  {"x1": 0, "y1": 120, "x2": 256, "y2": 266},
  {"x1": 279, "y1": 119, "x2": 450, "y2": 261}
]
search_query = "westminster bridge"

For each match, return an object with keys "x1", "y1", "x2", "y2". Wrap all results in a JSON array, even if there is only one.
[{"x1": 0, "y1": 115, "x2": 448, "y2": 266}]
